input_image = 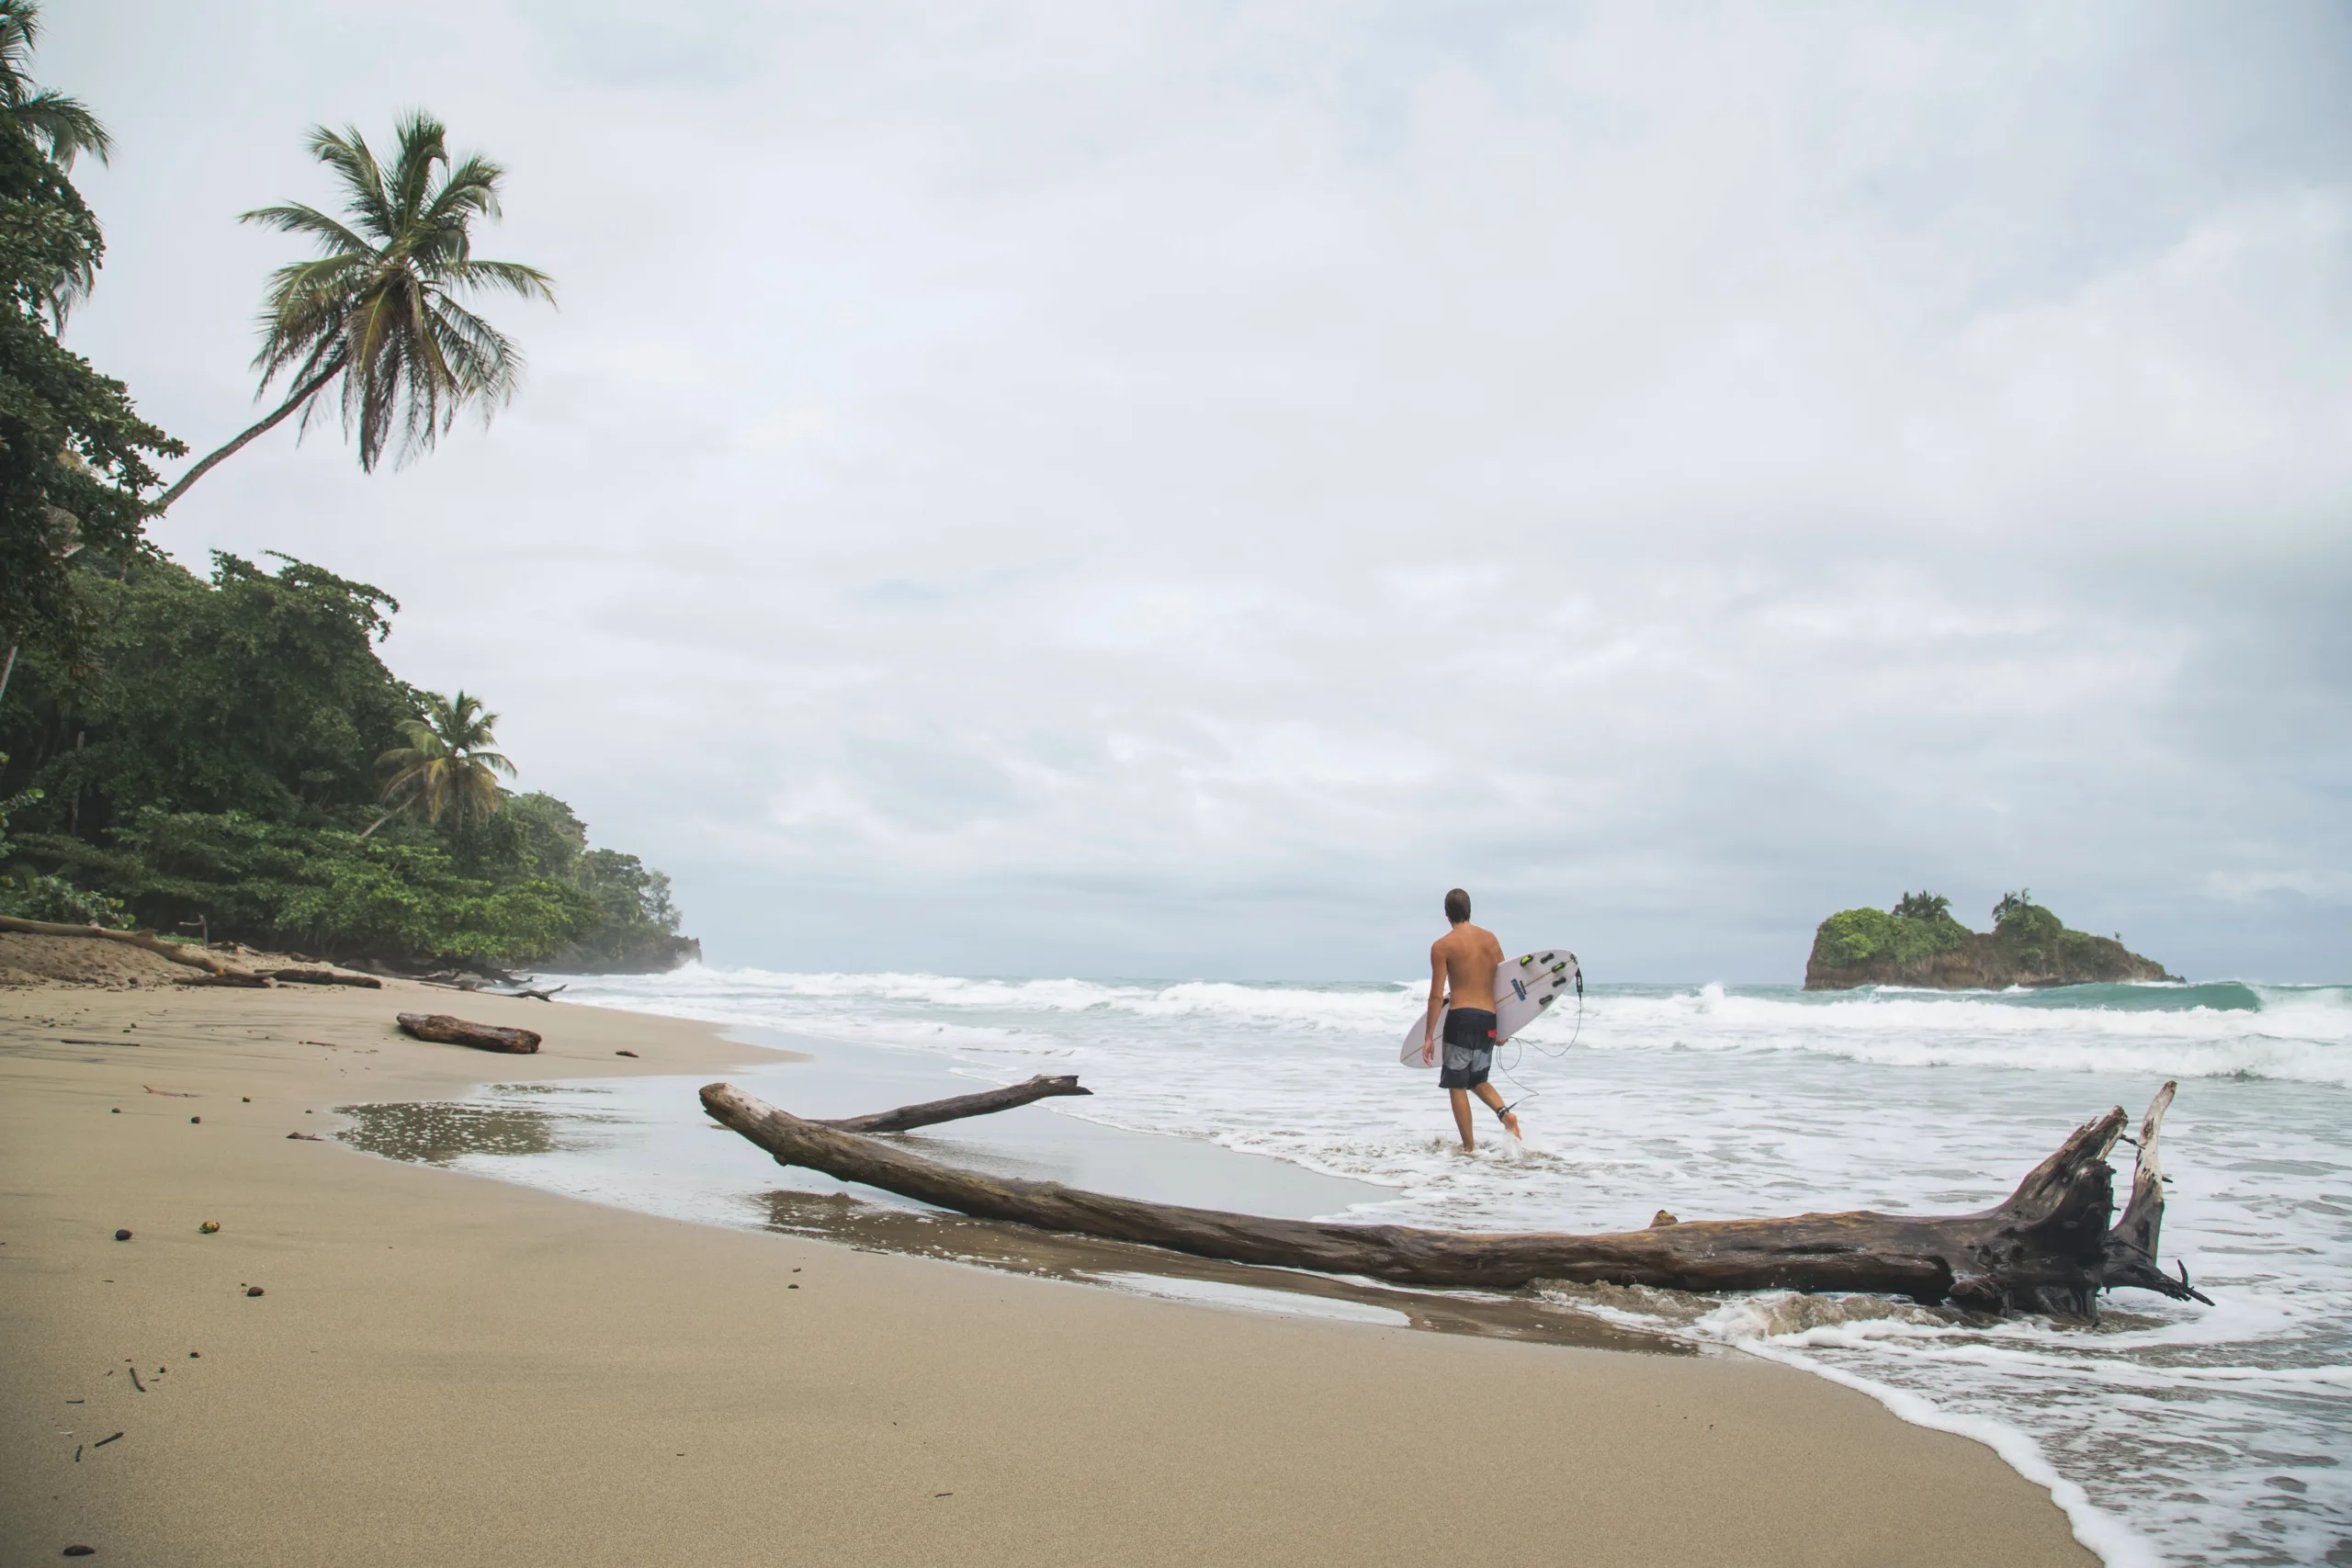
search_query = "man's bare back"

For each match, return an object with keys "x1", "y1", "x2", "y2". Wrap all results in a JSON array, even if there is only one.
[
  {"x1": 1430, "y1": 922, "x2": 1504, "y2": 1022},
  {"x1": 1423, "y1": 888, "x2": 1521, "y2": 1149}
]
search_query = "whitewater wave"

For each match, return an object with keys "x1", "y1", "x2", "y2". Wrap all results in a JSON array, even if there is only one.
[{"x1": 562, "y1": 966, "x2": 2352, "y2": 1085}]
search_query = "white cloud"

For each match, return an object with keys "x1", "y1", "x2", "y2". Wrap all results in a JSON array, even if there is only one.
[{"x1": 47, "y1": 0, "x2": 2352, "y2": 979}]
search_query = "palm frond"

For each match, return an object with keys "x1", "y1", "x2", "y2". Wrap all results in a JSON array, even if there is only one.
[
  {"x1": 441, "y1": 257, "x2": 557, "y2": 304},
  {"x1": 239, "y1": 201, "x2": 373, "y2": 255},
  {"x1": 308, "y1": 125, "x2": 395, "y2": 243},
  {"x1": 9, "y1": 88, "x2": 108, "y2": 166},
  {"x1": 425, "y1": 296, "x2": 522, "y2": 404},
  {"x1": 388, "y1": 112, "x2": 448, "y2": 231},
  {"x1": 0, "y1": 4, "x2": 111, "y2": 167}
]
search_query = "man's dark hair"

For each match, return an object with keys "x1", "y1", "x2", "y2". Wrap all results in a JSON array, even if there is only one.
[{"x1": 1444, "y1": 887, "x2": 1472, "y2": 923}]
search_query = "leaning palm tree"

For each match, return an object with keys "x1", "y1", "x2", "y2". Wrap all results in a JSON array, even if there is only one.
[
  {"x1": 154, "y1": 112, "x2": 554, "y2": 511},
  {"x1": 369, "y1": 691, "x2": 516, "y2": 834}
]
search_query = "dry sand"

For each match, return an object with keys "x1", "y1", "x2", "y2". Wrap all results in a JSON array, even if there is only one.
[{"x1": 0, "y1": 943, "x2": 2098, "y2": 1566}]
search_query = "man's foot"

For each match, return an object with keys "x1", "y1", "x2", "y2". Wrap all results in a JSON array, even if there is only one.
[{"x1": 1500, "y1": 1111, "x2": 1521, "y2": 1140}]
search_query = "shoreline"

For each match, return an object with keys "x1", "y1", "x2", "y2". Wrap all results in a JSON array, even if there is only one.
[{"x1": 2, "y1": 966, "x2": 2099, "y2": 1566}]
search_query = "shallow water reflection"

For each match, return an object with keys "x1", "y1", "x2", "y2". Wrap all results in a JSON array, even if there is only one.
[{"x1": 337, "y1": 1100, "x2": 617, "y2": 1165}]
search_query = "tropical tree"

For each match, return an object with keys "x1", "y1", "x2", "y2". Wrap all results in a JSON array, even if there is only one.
[
  {"x1": 371, "y1": 690, "x2": 514, "y2": 832},
  {"x1": 1893, "y1": 890, "x2": 1952, "y2": 922},
  {"x1": 0, "y1": 0, "x2": 179, "y2": 669},
  {"x1": 154, "y1": 112, "x2": 554, "y2": 511},
  {"x1": 0, "y1": 0, "x2": 108, "y2": 317}
]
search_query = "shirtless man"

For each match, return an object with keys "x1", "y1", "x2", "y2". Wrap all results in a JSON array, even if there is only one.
[{"x1": 1422, "y1": 887, "x2": 1521, "y2": 1150}]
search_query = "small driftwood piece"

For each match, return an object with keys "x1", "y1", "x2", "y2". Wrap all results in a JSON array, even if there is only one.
[
  {"x1": 494, "y1": 983, "x2": 567, "y2": 1003},
  {"x1": 397, "y1": 1012, "x2": 541, "y2": 1055},
  {"x1": 700, "y1": 1079, "x2": 2202, "y2": 1314},
  {"x1": 0, "y1": 914, "x2": 243, "y2": 976},
  {"x1": 262, "y1": 967, "x2": 383, "y2": 989},
  {"x1": 175, "y1": 971, "x2": 272, "y2": 988},
  {"x1": 817, "y1": 1074, "x2": 1091, "y2": 1135}
]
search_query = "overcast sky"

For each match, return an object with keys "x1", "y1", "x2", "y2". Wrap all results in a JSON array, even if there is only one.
[{"x1": 48, "y1": 1, "x2": 2352, "y2": 981}]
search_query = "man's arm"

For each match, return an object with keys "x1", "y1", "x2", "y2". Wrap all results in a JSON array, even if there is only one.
[{"x1": 1424, "y1": 941, "x2": 1448, "y2": 1065}]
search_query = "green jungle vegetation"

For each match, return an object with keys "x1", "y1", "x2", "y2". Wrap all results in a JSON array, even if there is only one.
[
  {"x1": 1813, "y1": 888, "x2": 2112, "y2": 976},
  {"x1": 0, "y1": 553, "x2": 690, "y2": 969},
  {"x1": 0, "y1": 6, "x2": 682, "y2": 971}
]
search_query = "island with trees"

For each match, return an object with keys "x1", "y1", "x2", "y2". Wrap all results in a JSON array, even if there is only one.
[
  {"x1": 1804, "y1": 890, "x2": 2175, "y2": 991},
  {"x1": 0, "y1": 9, "x2": 690, "y2": 976}
]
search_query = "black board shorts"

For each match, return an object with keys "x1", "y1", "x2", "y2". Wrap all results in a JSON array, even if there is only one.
[{"x1": 1439, "y1": 1008, "x2": 1497, "y2": 1089}]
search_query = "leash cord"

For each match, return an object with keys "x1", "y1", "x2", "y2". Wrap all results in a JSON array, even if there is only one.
[{"x1": 1496, "y1": 972, "x2": 1584, "y2": 1115}]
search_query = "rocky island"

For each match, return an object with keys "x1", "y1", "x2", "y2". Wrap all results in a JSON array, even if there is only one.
[{"x1": 1804, "y1": 890, "x2": 2177, "y2": 991}]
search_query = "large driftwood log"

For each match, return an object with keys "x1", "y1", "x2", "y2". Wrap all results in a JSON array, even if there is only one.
[
  {"x1": 0, "y1": 914, "x2": 242, "y2": 976},
  {"x1": 700, "y1": 1078, "x2": 2203, "y2": 1313},
  {"x1": 818, "y1": 1074, "x2": 1091, "y2": 1134},
  {"x1": 397, "y1": 1012, "x2": 541, "y2": 1055},
  {"x1": 262, "y1": 967, "x2": 383, "y2": 988}
]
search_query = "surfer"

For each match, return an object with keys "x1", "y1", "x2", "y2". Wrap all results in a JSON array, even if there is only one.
[{"x1": 1423, "y1": 888, "x2": 1522, "y2": 1149}]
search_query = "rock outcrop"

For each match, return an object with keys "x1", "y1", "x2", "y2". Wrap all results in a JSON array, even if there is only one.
[{"x1": 1804, "y1": 893, "x2": 2174, "y2": 991}]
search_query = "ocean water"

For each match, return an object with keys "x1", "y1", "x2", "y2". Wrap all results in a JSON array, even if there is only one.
[{"x1": 492, "y1": 970, "x2": 2352, "y2": 1566}]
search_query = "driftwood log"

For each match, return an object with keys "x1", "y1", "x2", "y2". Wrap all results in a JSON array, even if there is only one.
[
  {"x1": 262, "y1": 967, "x2": 383, "y2": 988},
  {"x1": 396, "y1": 1012, "x2": 541, "y2": 1055},
  {"x1": 0, "y1": 914, "x2": 246, "y2": 977},
  {"x1": 700, "y1": 1078, "x2": 2204, "y2": 1314},
  {"x1": 817, "y1": 1074, "x2": 1091, "y2": 1134},
  {"x1": 175, "y1": 970, "x2": 272, "y2": 988}
]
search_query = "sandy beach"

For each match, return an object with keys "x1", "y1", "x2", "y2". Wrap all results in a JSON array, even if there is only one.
[{"x1": 0, "y1": 944, "x2": 2096, "y2": 1567}]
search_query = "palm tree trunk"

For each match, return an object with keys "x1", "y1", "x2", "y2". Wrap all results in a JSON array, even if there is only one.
[{"x1": 152, "y1": 359, "x2": 345, "y2": 513}]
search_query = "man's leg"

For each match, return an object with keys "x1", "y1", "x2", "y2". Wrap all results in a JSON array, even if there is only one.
[
  {"x1": 1448, "y1": 1088, "x2": 1476, "y2": 1150},
  {"x1": 1472, "y1": 1081, "x2": 1521, "y2": 1140}
]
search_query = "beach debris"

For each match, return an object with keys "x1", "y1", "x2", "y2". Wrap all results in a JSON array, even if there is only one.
[
  {"x1": 188, "y1": 1352, "x2": 198, "y2": 1358},
  {"x1": 242, "y1": 1097, "x2": 250, "y2": 1102},
  {"x1": 198, "y1": 1222, "x2": 220, "y2": 1233},
  {"x1": 189, "y1": 1116, "x2": 200, "y2": 1124},
  {"x1": 1650, "y1": 1211, "x2": 1679, "y2": 1227},
  {"x1": 62, "y1": 1543, "x2": 93, "y2": 1554},
  {"x1": 498, "y1": 983, "x2": 567, "y2": 1002},
  {"x1": 244, "y1": 1286, "x2": 264, "y2": 1297},
  {"x1": 112, "y1": 1229, "x2": 130, "y2": 1241},
  {"x1": 109, "y1": 1108, "x2": 119, "y2": 1113},
  {"x1": 128, "y1": 1368, "x2": 143, "y2": 1393},
  {"x1": 93, "y1": 1431, "x2": 121, "y2": 1447},
  {"x1": 142, "y1": 1086, "x2": 197, "y2": 1097},
  {"x1": 73, "y1": 1445, "x2": 80, "y2": 1461},
  {"x1": 174, "y1": 970, "x2": 272, "y2": 987},
  {"x1": 286, "y1": 1132, "x2": 322, "y2": 1140},
  {"x1": 701, "y1": 1078, "x2": 2207, "y2": 1316},
  {"x1": 820, "y1": 1074, "x2": 1091, "y2": 1136},
  {"x1": 0, "y1": 911, "x2": 242, "y2": 976},
  {"x1": 615, "y1": 1049, "x2": 639, "y2": 1057},
  {"x1": 395, "y1": 1012, "x2": 540, "y2": 1055},
  {"x1": 260, "y1": 967, "x2": 383, "y2": 988}
]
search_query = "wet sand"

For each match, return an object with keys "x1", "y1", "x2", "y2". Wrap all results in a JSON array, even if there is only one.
[{"x1": 0, "y1": 971, "x2": 2098, "y2": 1566}]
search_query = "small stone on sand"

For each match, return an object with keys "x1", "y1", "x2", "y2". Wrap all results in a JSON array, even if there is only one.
[
  {"x1": 113, "y1": 1229, "x2": 130, "y2": 1241},
  {"x1": 198, "y1": 1221, "x2": 220, "y2": 1233},
  {"x1": 245, "y1": 1286, "x2": 265, "y2": 1297},
  {"x1": 62, "y1": 1545, "x2": 94, "y2": 1556}
]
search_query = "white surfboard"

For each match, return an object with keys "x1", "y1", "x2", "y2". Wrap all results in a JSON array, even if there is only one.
[{"x1": 1400, "y1": 949, "x2": 1581, "y2": 1067}]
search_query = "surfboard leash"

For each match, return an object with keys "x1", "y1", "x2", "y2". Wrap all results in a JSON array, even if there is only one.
[{"x1": 1497, "y1": 965, "x2": 1584, "y2": 1115}]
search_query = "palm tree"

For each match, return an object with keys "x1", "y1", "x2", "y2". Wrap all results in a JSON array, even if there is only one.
[
  {"x1": 0, "y1": 3, "x2": 107, "y2": 166},
  {"x1": 0, "y1": 0, "x2": 110, "y2": 321},
  {"x1": 369, "y1": 691, "x2": 516, "y2": 834},
  {"x1": 154, "y1": 113, "x2": 554, "y2": 512}
]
